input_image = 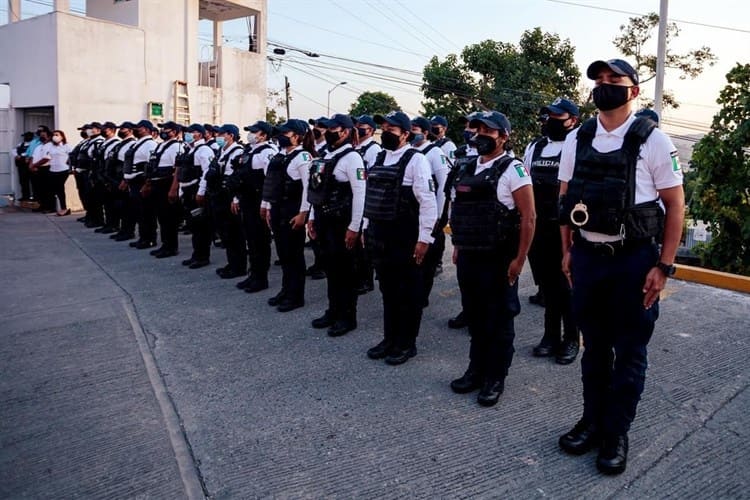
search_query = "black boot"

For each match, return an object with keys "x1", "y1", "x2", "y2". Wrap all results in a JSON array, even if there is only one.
[
  {"x1": 559, "y1": 418, "x2": 600, "y2": 455},
  {"x1": 596, "y1": 434, "x2": 628, "y2": 475}
]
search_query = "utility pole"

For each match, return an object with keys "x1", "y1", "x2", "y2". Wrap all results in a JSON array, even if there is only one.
[
  {"x1": 284, "y1": 76, "x2": 290, "y2": 120},
  {"x1": 653, "y1": 0, "x2": 668, "y2": 126}
]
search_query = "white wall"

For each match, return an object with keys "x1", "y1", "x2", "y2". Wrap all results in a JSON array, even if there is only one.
[
  {"x1": 86, "y1": 0, "x2": 139, "y2": 27},
  {"x1": 219, "y1": 46, "x2": 265, "y2": 127}
]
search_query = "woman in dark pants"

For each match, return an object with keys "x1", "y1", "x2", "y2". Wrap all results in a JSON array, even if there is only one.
[
  {"x1": 260, "y1": 119, "x2": 315, "y2": 313},
  {"x1": 47, "y1": 130, "x2": 73, "y2": 215}
]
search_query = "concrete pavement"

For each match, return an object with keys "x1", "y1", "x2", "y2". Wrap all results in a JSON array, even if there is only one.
[{"x1": 1, "y1": 209, "x2": 748, "y2": 499}]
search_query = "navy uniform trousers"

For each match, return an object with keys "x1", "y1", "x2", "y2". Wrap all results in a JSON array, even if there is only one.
[{"x1": 570, "y1": 238, "x2": 659, "y2": 435}]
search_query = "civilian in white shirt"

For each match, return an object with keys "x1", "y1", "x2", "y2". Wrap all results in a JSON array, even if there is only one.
[
  {"x1": 47, "y1": 130, "x2": 73, "y2": 216},
  {"x1": 29, "y1": 126, "x2": 54, "y2": 213}
]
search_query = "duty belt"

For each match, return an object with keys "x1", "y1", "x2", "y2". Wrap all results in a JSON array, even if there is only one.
[{"x1": 573, "y1": 232, "x2": 653, "y2": 257}]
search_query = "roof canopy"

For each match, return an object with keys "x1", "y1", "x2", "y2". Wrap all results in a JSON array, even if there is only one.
[{"x1": 199, "y1": 0, "x2": 259, "y2": 22}]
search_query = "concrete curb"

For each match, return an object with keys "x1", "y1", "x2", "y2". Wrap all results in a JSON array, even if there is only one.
[{"x1": 675, "y1": 264, "x2": 750, "y2": 294}]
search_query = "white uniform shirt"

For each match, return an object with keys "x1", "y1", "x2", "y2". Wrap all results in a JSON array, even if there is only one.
[
  {"x1": 31, "y1": 141, "x2": 53, "y2": 166},
  {"x1": 417, "y1": 141, "x2": 450, "y2": 215},
  {"x1": 48, "y1": 143, "x2": 72, "y2": 172},
  {"x1": 457, "y1": 152, "x2": 531, "y2": 209},
  {"x1": 124, "y1": 136, "x2": 157, "y2": 180},
  {"x1": 101, "y1": 137, "x2": 121, "y2": 159},
  {"x1": 250, "y1": 141, "x2": 279, "y2": 174},
  {"x1": 356, "y1": 137, "x2": 382, "y2": 170},
  {"x1": 369, "y1": 145, "x2": 438, "y2": 244},
  {"x1": 309, "y1": 144, "x2": 366, "y2": 233},
  {"x1": 86, "y1": 136, "x2": 104, "y2": 158},
  {"x1": 156, "y1": 140, "x2": 181, "y2": 167},
  {"x1": 558, "y1": 113, "x2": 683, "y2": 242},
  {"x1": 522, "y1": 137, "x2": 565, "y2": 170},
  {"x1": 187, "y1": 139, "x2": 216, "y2": 191},
  {"x1": 116, "y1": 137, "x2": 137, "y2": 162},
  {"x1": 437, "y1": 137, "x2": 457, "y2": 159}
]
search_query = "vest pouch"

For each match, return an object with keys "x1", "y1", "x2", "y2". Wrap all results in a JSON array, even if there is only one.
[
  {"x1": 573, "y1": 176, "x2": 627, "y2": 234},
  {"x1": 623, "y1": 201, "x2": 664, "y2": 240},
  {"x1": 307, "y1": 159, "x2": 328, "y2": 207},
  {"x1": 223, "y1": 172, "x2": 242, "y2": 195}
]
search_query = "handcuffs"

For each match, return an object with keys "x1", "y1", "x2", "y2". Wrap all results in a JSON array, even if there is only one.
[{"x1": 570, "y1": 200, "x2": 589, "y2": 227}]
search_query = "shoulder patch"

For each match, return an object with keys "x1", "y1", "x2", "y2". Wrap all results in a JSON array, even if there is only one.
[
  {"x1": 449, "y1": 151, "x2": 455, "y2": 159},
  {"x1": 428, "y1": 178, "x2": 436, "y2": 192},
  {"x1": 514, "y1": 163, "x2": 528, "y2": 178},
  {"x1": 440, "y1": 155, "x2": 448, "y2": 165},
  {"x1": 301, "y1": 152, "x2": 311, "y2": 162},
  {"x1": 356, "y1": 167, "x2": 366, "y2": 181},
  {"x1": 670, "y1": 151, "x2": 681, "y2": 172}
]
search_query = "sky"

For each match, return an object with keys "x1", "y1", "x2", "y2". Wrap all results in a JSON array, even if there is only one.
[{"x1": 2, "y1": 0, "x2": 748, "y2": 139}]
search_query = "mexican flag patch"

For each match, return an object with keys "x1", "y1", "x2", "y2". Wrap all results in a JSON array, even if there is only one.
[
  {"x1": 670, "y1": 151, "x2": 681, "y2": 172},
  {"x1": 356, "y1": 168, "x2": 366, "y2": 180},
  {"x1": 515, "y1": 164, "x2": 528, "y2": 178},
  {"x1": 301, "y1": 152, "x2": 311, "y2": 162}
]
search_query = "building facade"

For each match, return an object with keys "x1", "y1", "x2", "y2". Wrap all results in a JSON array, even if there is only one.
[{"x1": 0, "y1": 0, "x2": 267, "y2": 208}]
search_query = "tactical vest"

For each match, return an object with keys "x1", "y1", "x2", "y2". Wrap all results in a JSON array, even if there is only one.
[
  {"x1": 357, "y1": 140, "x2": 379, "y2": 170},
  {"x1": 529, "y1": 137, "x2": 563, "y2": 221},
  {"x1": 307, "y1": 147, "x2": 358, "y2": 218},
  {"x1": 77, "y1": 137, "x2": 101, "y2": 170},
  {"x1": 104, "y1": 137, "x2": 135, "y2": 183},
  {"x1": 450, "y1": 156, "x2": 520, "y2": 250},
  {"x1": 434, "y1": 137, "x2": 450, "y2": 149},
  {"x1": 69, "y1": 141, "x2": 84, "y2": 169},
  {"x1": 123, "y1": 138, "x2": 155, "y2": 175},
  {"x1": 363, "y1": 149, "x2": 419, "y2": 222},
  {"x1": 91, "y1": 138, "x2": 120, "y2": 179},
  {"x1": 225, "y1": 143, "x2": 274, "y2": 195},
  {"x1": 261, "y1": 149, "x2": 306, "y2": 213},
  {"x1": 145, "y1": 139, "x2": 180, "y2": 179},
  {"x1": 205, "y1": 144, "x2": 243, "y2": 193},
  {"x1": 176, "y1": 143, "x2": 212, "y2": 183},
  {"x1": 561, "y1": 117, "x2": 664, "y2": 240}
]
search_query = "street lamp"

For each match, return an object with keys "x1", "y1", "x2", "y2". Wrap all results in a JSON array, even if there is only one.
[{"x1": 327, "y1": 82, "x2": 347, "y2": 115}]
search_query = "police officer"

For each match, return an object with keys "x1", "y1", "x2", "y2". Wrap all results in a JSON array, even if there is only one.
[
  {"x1": 261, "y1": 119, "x2": 315, "y2": 312},
  {"x1": 557, "y1": 59, "x2": 684, "y2": 475},
  {"x1": 305, "y1": 116, "x2": 329, "y2": 281},
  {"x1": 446, "y1": 113, "x2": 480, "y2": 330},
  {"x1": 124, "y1": 120, "x2": 158, "y2": 249},
  {"x1": 92, "y1": 122, "x2": 121, "y2": 234},
  {"x1": 411, "y1": 116, "x2": 450, "y2": 302},
  {"x1": 524, "y1": 98, "x2": 581, "y2": 364},
  {"x1": 15, "y1": 131, "x2": 35, "y2": 202},
  {"x1": 80, "y1": 122, "x2": 104, "y2": 227},
  {"x1": 207, "y1": 124, "x2": 246, "y2": 278},
  {"x1": 106, "y1": 122, "x2": 137, "y2": 240},
  {"x1": 449, "y1": 111, "x2": 535, "y2": 407},
  {"x1": 204, "y1": 124, "x2": 222, "y2": 157},
  {"x1": 142, "y1": 121, "x2": 183, "y2": 258},
  {"x1": 232, "y1": 121, "x2": 278, "y2": 291},
  {"x1": 429, "y1": 115, "x2": 457, "y2": 158},
  {"x1": 307, "y1": 114, "x2": 366, "y2": 336},
  {"x1": 179, "y1": 124, "x2": 215, "y2": 269},
  {"x1": 353, "y1": 115, "x2": 382, "y2": 294},
  {"x1": 364, "y1": 111, "x2": 437, "y2": 365}
]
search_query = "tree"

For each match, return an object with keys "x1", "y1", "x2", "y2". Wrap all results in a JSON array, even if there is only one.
[
  {"x1": 348, "y1": 91, "x2": 400, "y2": 117},
  {"x1": 688, "y1": 63, "x2": 750, "y2": 275},
  {"x1": 613, "y1": 12, "x2": 717, "y2": 109},
  {"x1": 266, "y1": 88, "x2": 286, "y2": 124},
  {"x1": 421, "y1": 28, "x2": 584, "y2": 149}
]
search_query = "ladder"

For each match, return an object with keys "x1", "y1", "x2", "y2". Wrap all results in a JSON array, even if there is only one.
[{"x1": 173, "y1": 80, "x2": 191, "y2": 125}]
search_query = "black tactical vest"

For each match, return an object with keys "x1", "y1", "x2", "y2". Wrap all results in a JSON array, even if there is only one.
[
  {"x1": 363, "y1": 149, "x2": 420, "y2": 222},
  {"x1": 123, "y1": 138, "x2": 154, "y2": 175},
  {"x1": 450, "y1": 156, "x2": 520, "y2": 250},
  {"x1": 261, "y1": 149, "x2": 306, "y2": 205},
  {"x1": 176, "y1": 143, "x2": 212, "y2": 183},
  {"x1": 434, "y1": 137, "x2": 450, "y2": 149},
  {"x1": 92, "y1": 138, "x2": 120, "y2": 180},
  {"x1": 529, "y1": 137, "x2": 563, "y2": 221},
  {"x1": 77, "y1": 137, "x2": 101, "y2": 170},
  {"x1": 104, "y1": 137, "x2": 135, "y2": 183},
  {"x1": 561, "y1": 117, "x2": 664, "y2": 239},
  {"x1": 307, "y1": 147, "x2": 358, "y2": 218},
  {"x1": 205, "y1": 144, "x2": 243, "y2": 192},
  {"x1": 226, "y1": 143, "x2": 274, "y2": 195},
  {"x1": 145, "y1": 139, "x2": 180, "y2": 179},
  {"x1": 69, "y1": 141, "x2": 83, "y2": 169}
]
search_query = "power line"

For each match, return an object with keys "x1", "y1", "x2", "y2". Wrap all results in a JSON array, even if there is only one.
[
  {"x1": 398, "y1": 1, "x2": 464, "y2": 50},
  {"x1": 360, "y1": 0, "x2": 448, "y2": 55},
  {"x1": 328, "y1": 0, "x2": 418, "y2": 55},
  {"x1": 543, "y1": 0, "x2": 750, "y2": 34}
]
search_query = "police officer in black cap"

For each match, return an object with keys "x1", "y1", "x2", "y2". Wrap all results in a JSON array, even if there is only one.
[
  {"x1": 557, "y1": 59, "x2": 684, "y2": 474},
  {"x1": 71, "y1": 124, "x2": 91, "y2": 221},
  {"x1": 207, "y1": 124, "x2": 246, "y2": 277},
  {"x1": 92, "y1": 121, "x2": 121, "y2": 234},
  {"x1": 445, "y1": 113, "x2": 480, "y2": 330},
  {"x1": 429, "y1": 115, "x2": 457, "y2": 158},
  {"x1": 352, "y1": 115, "x2": 382, "y2": 294},
  {"x1": 142, "y1": 121, "x2": 183, "y2": 258},
  {"x1": 204, "y1": 124, "x2": 222, "y2": 157},
  {"x1": 230, "y1": 120, "x2": 278, "y2": 291},
  {"x1": 261, "y1": 119, "x2": 315, "y2": 312},
  {"x1": 178, "y1": 123, "x2": 216, "y2": 268},
  {"x1": 449, "y1": 111, "x2": 535, "y2": 407},
  {"x1": 124, "y1": 120, "x2": 158, "y2": 249},
  {"x1": 307, "y1": 114, "x2": 366, "y2": 336},
  {"x1": 105, "y1": 122, "x2": 138, "y2": 240},
  {"x1": 305, "y1": 116, "x2": 329, "y2": 281},
  {"x1": 364, "y1": 111, "x2": 437, "y2": 365},
  {"x1": 524, "y1": 98, "x2": 581, "y2": 364},
  {"x1": 79, "y1": 122, "x2": 104, "y2": 227}
]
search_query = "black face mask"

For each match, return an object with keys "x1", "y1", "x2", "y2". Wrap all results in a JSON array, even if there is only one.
[
  {"x1": 592, "y1": 83, "x2": 631, "y2": 111},
  {"x1": 545, "y1": 118, "x2": 572, "y2": 141},
  {"x1": 312, "y1": 128, "x2": 322, "y2": 140},
  {"x1": 324, "y1": 130, "x2": 342, "y2": 147},
  {"x1": 276, "y1": 135, "x2": 293, "y2": 148},
  {"x1": 357, "y1": 127, "x2": 369, "y2": 139},
  {"x1": 474, "y1": 134, "x2": 498, "y2": 155},
  {"x1": 380, "y1": 130, "x2": 401, "y2": 151},
  {"x1": 117, "y1": 130, "x2": 127, "y2": 139},
  {"x1": 462, "y1": 130, "x2": 475, "y2": 145},
  {"x1": 159, "y1": 131, "x2": 170, "y2": 141},
  {"x1": 431, "y1": 126, "x2": 441, "y2": 136}
]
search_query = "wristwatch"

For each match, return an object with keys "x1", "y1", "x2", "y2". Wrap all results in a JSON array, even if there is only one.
[{"x1": 656, "y1": 261, "x2": 676, "y2": 277}]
